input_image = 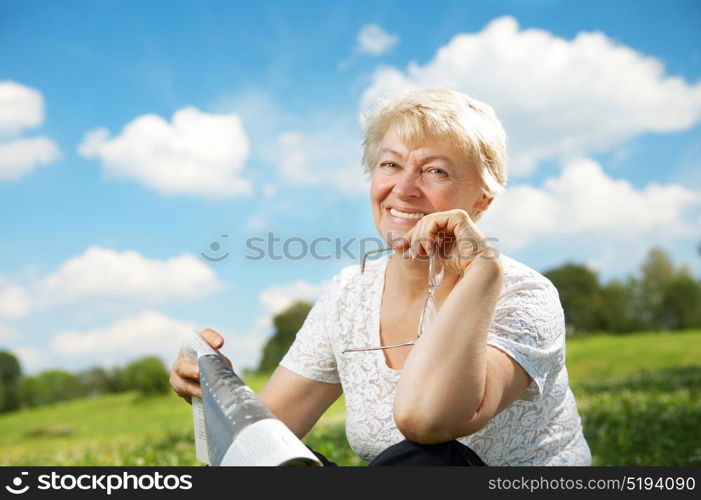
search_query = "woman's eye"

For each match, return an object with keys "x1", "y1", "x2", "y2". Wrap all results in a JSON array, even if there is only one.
[
  {"x1": 380, "y1": 161, "x2": 400, "y2": 169},
  {"x1": 425, "y1": 167, "x2": 446, "y2": 175}
]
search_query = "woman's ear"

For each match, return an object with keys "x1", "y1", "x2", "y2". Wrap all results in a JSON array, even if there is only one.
[{"x1": 474, "y1": 193, "x2": 494, "y2": 212}]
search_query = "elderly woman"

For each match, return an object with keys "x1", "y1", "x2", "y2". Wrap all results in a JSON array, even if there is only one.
[{"x1": 170, "y1": 88, "x2": 591, "y2": 466}]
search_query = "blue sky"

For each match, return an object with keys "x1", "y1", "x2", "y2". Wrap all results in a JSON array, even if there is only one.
[{"x1": 1, "y1": 0, "x2": 700, "y2": 374}]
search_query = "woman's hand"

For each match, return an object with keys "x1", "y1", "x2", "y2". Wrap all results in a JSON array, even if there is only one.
[
  {"x1": 392, "y1": 209, "x2": 489, "y2": 276},
  {"x1": 169, "y1": 328, "x2": 232, "y2": 404}
]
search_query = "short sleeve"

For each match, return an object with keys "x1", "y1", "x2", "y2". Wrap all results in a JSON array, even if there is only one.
[
  {"x1": 279, "y1": 277, "x2": 341, "y2": 384},
  {"x1": 486, "y1": 273, "x2": 565, "y2": 401}
]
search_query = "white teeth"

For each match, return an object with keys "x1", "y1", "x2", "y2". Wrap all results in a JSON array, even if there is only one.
[{"x1": 390, "y1": 208, "x2": 425, "y2": 219}]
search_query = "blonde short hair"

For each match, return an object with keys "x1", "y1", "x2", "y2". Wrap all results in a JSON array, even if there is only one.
[{"x1": 360, "y1": 88, "x2": 508, "y2": 197}]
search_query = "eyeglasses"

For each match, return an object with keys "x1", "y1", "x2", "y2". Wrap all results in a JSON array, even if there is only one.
[{"x1": 342, "y1": 247, "x2": 444, "y2": 354}]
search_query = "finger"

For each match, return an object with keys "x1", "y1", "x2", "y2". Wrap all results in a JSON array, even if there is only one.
[
  {"x1": 420, "y1": 213, "x2": 450, "y2": 240},
  {"x1": 174, "y1": 359, "x2": 200, "y2": 381},
  {"x1": 422, "y1": 212, "x2": 473, "y2": 256},
  {"x1": 199, "y1": 328, "x2": 224, "y2": 349},
  {"x1": 411, "y1": 219, "x2": 424, "y2": 258},
  {"x1": 417, "y1": 237, "x2": 432, "y2": 259},
  {"x1": 188, "y1": 381, "x2": 203, "y2": 400},
  {"x1": 219, "y1": 352, "x2": 233, "y2": 369},
  {"x1": 430, "y1": 210, "x2": 474, "y2": 239},
  {"x1": 172, "y1": 376, "x2": 203, "y2": 401},
  {"x1": 169, "y1": 373, "x2": 201, "y2": 403},
  {"x1": 412, "y1": 218, "x2": 436, "y2": 259},
  {"x1": 391, "y1": 228, "x2": 413, "y2": 250}
]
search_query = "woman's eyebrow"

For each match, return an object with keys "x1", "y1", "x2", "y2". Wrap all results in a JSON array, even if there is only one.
[
  {"x1": 421, "y1": 154, "x2": 453, "y2": 164},
  {"x1": 379, "y1": 147, "x2": 405, "y2": 158},
  {"x1": 379, "y1": 148, "x2": 453, "y2": 165}
]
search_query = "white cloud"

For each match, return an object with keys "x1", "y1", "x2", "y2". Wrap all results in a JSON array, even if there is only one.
[
  {"x1": 0, "y1": 81, "x2": 44, "y2": 136},
  {"x1": 0, "y1": 81, "x2": 60, "y2": 181},
  {"x1": 51, "y1": 310, "x2": 195, "y2": 362},
  {"x1": 356, "y1": 24, "x2": 399, "y2": 56},
  {"x1": 37, "y1": 246, "x2": 222, "y2": 308},
  {"x1": 0, "y1": 279, "x2": 30, "y2": 319},
  {"x1": 0, "y1": 323, "x2": 19, "y2": 342},
  {"x1": 262, "y1": 184, "x2": 278, "y2": 198},
  {"x1": 246, "y1": 214, "x2": 268, "y2": 231},
  {"x1": 79, "y1": 106, "x2": 251, "y2": 198},
  {"x1": 274, "y1": 130, "x2": 367, "y2": 194},
  {"x1": 480, "y1": 184, "x2": 559, "y2": 251},
  {"x1": 258, "y1": 279, "x2": 325, "y2": 314},
  {"x1": 228, "y1": 279, "x2": 330, "y2": 370},
  {"x1": 215, "y1": 91, "x2": 368, "y2": 196},
  {"x1": 13, "y1": 347, "x2": 49, "y2": 373},
  {"x1": 0, "y1": 136, "x2": 60, "y2": 181},
  {"x1": 480, "y1": 158, "x2": 701, "y2": 252},
  {"x1": 223, "y1": 329, "x2": 270, "y2": 372},
  {"x1": 222, "y1": 285, "x2": 325, "y2": 370},
  {"x1": 360, "y1": 16, "x2": 701, "y2": 175},
  {"x1": 22, "y1": 277, "x2": 323, "y2": 373},
  {"x1": 49, "y1": 310, "x2": 270, "y2": 373}
]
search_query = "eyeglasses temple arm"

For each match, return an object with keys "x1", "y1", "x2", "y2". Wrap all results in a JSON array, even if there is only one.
[{"x1": 361, "y1": 247, "x2": 395, "y2": 273}]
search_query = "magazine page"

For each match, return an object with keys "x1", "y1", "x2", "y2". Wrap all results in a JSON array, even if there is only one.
[{"x1": 183, "y1": 332, "x2": 321, "y2": 466}]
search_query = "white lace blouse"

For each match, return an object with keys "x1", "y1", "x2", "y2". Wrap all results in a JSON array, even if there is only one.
[{"x1": 280, "y1": 254, "x2": 592, "y2": 465}]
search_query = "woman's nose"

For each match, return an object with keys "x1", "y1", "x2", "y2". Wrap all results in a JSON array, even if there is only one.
[{"x1": 392, "y1": 170, "x2": 421, "y2": 199}]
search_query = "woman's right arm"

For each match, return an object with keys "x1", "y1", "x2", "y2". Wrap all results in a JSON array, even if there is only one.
[
  {"x1": 169, "y1": 328, "x2": 342, "y2": 439},
  {"x1": 258, "y1": 366, "x2": 342, "y2": 438}
]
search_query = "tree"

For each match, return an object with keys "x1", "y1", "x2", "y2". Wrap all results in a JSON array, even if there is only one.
[
  {"x1": 0, "y1": 351, "x2": 22, "y2": 413},
  {"x1": 120, "y1": 356, "x2": 170, "y2": 396},
  {"x1": 257, "y1": 301, "x2": 313, "y2": 373},
  {"x1": 544, "y1": 263, "x2": 604, "y2": 333},
  {"x1": 598, "y1": 278, "x2": 638, "y2": 333},
  {"x1": 19, "y1": 370, "x2": 84, "y2": 407},
  {"x1": 631, "y1": 248, "x2": 701, "y2": 331},
  {"x1": 658, "y1": 269, "x2": 701, "y2": 330},
  {"x1": 78, "y1": 366, "x2": 122, "y2": 396},
  {"x1": 634, "y1": 247, "x2": 677, "y2": 329}
]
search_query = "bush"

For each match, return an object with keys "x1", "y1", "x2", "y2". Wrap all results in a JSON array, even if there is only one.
[
  {"x1": 0, "y1": 351, "x2": 22, "y2": 413},
  {"x1": 120, "y1": 357, "x2": 170, "y2": 396},
  {"x1": 78, "y1": 367, "x2": 122, "y2": 396},
  {"x1": 20, "y1": 370, "x2": 84, "y2": 408}
]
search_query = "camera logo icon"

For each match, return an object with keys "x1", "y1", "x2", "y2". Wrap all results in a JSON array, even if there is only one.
[
  {"x1": 5, "y1": 471, "x2": 29, "y2": 494},
  {"x1": 201, "y1": 234, "x2": 230, "y2": 262}
]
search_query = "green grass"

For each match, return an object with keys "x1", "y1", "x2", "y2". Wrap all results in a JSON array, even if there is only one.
[
  {"x1": 1, "y1": 330, "x2": 699, "y2": 466},
  {"x1": 0, "y1": 392, "x2": 195, "y2": 465},
  {"x1": 559, "y1": 330, "x2": 701, "y2": 466},
  {"x1": 0, "y1": 374, "x2": 353, "y2": 466},
  {"x1": 565, "y1": 329, "x2": 701, "y2": 381},
  {"x1": 574, "y1": 366, "x2": 700, "y2": 466}
]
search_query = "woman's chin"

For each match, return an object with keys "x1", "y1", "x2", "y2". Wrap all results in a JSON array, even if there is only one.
[{"x1": 379, "y1": 227, "x2": 409, "y2": 247}]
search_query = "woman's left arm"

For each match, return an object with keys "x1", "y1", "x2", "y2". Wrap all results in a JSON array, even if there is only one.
[{"x1": 393, "y1": 213, "x2": 532, "y2": 444}]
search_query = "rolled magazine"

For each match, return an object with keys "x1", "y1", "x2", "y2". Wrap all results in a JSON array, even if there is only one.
[{"x1": 183, "y1": 332, "x2": 321, "y2": 466}]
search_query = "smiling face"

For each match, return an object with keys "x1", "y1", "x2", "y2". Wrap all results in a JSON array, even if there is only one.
[{"x1": 370, "y1": 126, "x2": 492, "y2": 246}]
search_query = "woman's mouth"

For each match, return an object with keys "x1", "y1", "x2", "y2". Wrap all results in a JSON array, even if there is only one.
[{"x1": 388, "y1": 207, "x2": 426, "y2": 220}]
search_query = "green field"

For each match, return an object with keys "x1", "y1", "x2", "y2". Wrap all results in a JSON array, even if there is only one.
[{"x1": 1, "y1": 330, "x2": 699, "y2": 466}]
